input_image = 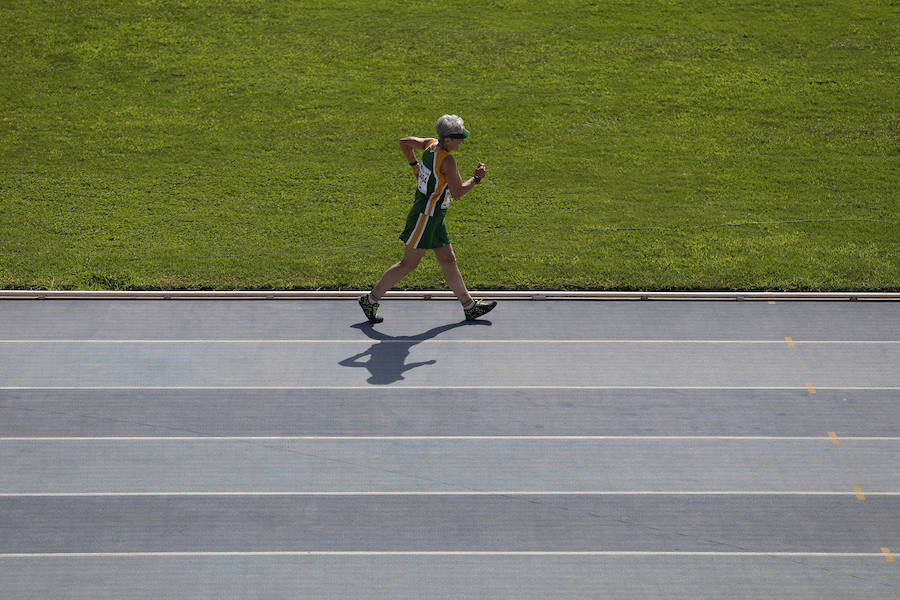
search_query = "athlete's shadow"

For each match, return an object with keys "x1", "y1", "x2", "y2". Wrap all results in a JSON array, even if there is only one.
[{"x1": 340, "y1": 319, "x2": 492, "y2": 385}]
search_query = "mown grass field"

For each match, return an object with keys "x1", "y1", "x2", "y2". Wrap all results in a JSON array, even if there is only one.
[{"x1": 1, "y1": 0, "x2": 897, "y2": 290}]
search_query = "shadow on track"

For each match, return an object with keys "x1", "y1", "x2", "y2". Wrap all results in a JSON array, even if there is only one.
[{"x1": 339, "y1": 320, "x2": 492, "y2": 385}]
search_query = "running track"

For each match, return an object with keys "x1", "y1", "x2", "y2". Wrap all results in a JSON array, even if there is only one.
[{"x1": 1, "y1": 296, "x2": 898, "y2": 598}]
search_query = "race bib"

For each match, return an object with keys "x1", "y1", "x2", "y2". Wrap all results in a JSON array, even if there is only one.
[{"x1": 416, "y1": 164, "x2": 432, "y2": 194}]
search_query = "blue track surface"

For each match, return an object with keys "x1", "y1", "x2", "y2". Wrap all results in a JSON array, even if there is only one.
[{"x1": 1, "y1": 299, "x2": 898, "y2": 598}]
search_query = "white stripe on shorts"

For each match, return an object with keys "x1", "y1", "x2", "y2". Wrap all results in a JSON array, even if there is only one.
[{"x1": 407, "y1": 212, "x2": 428, "y2": 248}]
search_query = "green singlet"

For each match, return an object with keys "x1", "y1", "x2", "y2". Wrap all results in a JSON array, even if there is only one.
[{"x1": 400, "y1": 139, "x2": 452, "y2": 249}]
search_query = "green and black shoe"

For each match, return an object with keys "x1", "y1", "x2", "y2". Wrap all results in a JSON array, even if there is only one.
[
  {"x1": 358, "y1": 294, "x2": 384, "y2": 323},
  {"x1": 464, "y1": 299, "x2": 497, "y2": 321}
]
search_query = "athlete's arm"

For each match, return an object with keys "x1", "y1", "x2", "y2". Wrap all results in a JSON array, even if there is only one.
[
  {"x1": 442, "y1": 155, "x2": 486, "y2": 199},
  {"x1": 399, "y1": 137, "x2": 432, "y2": 178}
]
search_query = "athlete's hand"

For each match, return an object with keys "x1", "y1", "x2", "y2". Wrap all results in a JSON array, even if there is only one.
[
  {"x1": 413, "y1": 164, "x2": 420, "y2": 179},
  {"x1": 474, "y1": 163, "x2": 486, "y2": 179}
]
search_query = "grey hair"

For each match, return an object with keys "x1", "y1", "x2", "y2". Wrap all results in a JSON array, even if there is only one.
[{"x1": 436, "y1": 114, "x2": 466, "y2": 139}]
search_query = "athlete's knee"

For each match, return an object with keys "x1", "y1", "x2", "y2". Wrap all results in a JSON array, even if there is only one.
[
  {"x1": 436, "y1": 249, "x2": 457, "y2": 267},
  {"x1": 398, "y1": 255, "x2": 421, "y2": 273}
]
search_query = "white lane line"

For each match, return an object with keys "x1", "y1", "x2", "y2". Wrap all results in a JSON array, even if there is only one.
[
  {"x1": 3, "y1": 491, "x2": 900, "y2": 497},
  {"x1": 3, "y1": 386, "x2": 899, "y2": 391},
  {"x1": 0, "y1": 551, "x2": 891, "y2": 558},
  {"x1": 3, "y1": 435, "x2": 900, "y2": 441},
  {"x1": 1, "y1": 339, "x2": 897, "y2": 344}
]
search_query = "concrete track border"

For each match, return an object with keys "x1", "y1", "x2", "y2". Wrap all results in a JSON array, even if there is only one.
[{"x1": 1, "y1": 290, "x2": 898, "y2": 301}]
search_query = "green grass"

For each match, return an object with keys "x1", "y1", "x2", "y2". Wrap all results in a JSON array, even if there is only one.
[{"x1": 1, "y1": 0, "x2": 897, "y2": 290}]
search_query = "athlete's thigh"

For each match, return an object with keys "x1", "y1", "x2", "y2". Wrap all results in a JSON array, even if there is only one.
[{"x1": 401, "y1": 244, "x2": 427, "y2": 267}]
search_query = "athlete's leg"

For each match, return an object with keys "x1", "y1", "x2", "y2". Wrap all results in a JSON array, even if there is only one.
[
  {"x1": 371, "y1": 245, "x2": 426, "y2": 299},
  {"x1": 433, "y1": 244, "x2": 473, "y2": 305}
]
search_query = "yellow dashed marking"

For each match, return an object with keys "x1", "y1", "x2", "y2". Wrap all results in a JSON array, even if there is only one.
[
  {"x1": 784, "y1": 337, "x2": 795, "y2": 347},
  {"x1": 768, "y1": 300, "x2": 777, "y2": 305},
  {"x1": 828, "y1": 432, "x2": 840, "y2": 445},
  {"x1": 853, "y1": 487, "x2": 866, "y2": 500},
  {"x1": 806, "y1": 383, "x2": 816, "y2": 394},
  {"x1": 882, "y1": 548, "x2": 895, "y2": 563}
]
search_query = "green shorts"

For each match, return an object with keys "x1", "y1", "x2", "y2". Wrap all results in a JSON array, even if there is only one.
[{"x1": 399, "y1": 207, "x2": 450, "y2": 249}]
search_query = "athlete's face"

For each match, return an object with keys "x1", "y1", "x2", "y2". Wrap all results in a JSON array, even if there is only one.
[{"x1": 445, "y1": 137, "x2": 464, "y2": 151}]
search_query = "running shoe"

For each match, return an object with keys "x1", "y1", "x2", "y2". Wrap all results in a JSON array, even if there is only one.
[
  {"x1": 358, "y1": 294, "x2": 384, "y2": 323},
  {"x1": 464, "y1": 299, "x2": 497, "y2": 321}
]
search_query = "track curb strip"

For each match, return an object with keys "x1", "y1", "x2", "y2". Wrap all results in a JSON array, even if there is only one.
[{"x1": 1, "y1": 290, "x2": 898, "y2": 301}]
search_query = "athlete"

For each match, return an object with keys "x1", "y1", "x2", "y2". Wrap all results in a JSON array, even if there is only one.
[{"x1": 358, "y1": 114, "x2": 496, "y2": 323}]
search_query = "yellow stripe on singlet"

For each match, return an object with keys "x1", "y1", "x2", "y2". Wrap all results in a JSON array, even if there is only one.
[{"x1": 425, "y1": 142, "x2": 448, "y2": 216}]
